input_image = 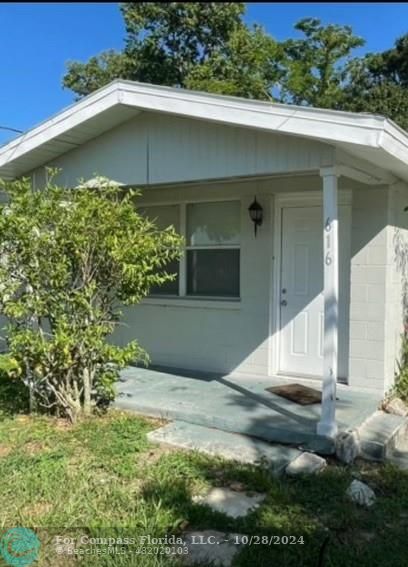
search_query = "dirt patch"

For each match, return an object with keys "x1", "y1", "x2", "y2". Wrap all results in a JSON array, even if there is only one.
[
  {"x1": 0, "y1": 444, "x2": 12, "y2": 458},
  {"x1": 14, "y1": 415, "x2": 31, "y2": 424},
  {"x1": 66, "y1": 448, "x2": 89, "y2": 472},
  {"x1": 24, "y1": 441, "x2": 48, "y2": 456},
  {"x1": 125, "y1": 477, "x2": 145, "y2": 494},
  {"x1": 145, "y1": 416, "x2": 168, "y2": 428},
  {"x1": 109, "y1": 408, "x2": 168, "y2": 427},
  {"x1": 53, "y1": 418, "x2": 74, "y2": 431},
  {"x1": 142, "y1": 444, "x2": 176, "y2": 467},
  {"x1": 22, "y1": 501, "x2": 53, "y2": 519}
]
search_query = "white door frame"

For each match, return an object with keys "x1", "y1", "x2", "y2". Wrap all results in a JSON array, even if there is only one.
[{"x1": 268, "y1": 190, "x2": 352, "y2": 379}]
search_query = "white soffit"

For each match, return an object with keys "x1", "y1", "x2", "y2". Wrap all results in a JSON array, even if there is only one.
[{"x1": 0, "y1": 80, "x2": 407, "y2": 181}]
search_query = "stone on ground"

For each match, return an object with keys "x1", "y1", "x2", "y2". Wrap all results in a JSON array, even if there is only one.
[
  {"x1": 147, "y1": 421, "x2": 301, "y2": 475},
  {"x1": 346, "y1": 480, "x2": 376, "y2": 507},
  {"x1": 192, "y1": 487, "x2": 265, "y2": 519},
  {"x1": 179, "y1": 530, "x2": 245, "y2": 567},
  {"x1": 285, "y1": 452, "x2": 327, "y2": 476},
  {"x1": 383, "y1": 397, "x2": 408, "y2": 417},
  {"x1": 335, "y1": 430, "x2": 360, "y2": 464}
]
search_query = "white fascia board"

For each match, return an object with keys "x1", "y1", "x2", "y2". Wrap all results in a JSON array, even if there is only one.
[
  {"x1": 0, "y1": 83, "x2": 120, "y2": 167},
  {"x1": 118, "y1": 83, "x2": 384, "y2": 147},
  {"x1": 379, "y1": 121, "x2": 408, "y2": 166}
]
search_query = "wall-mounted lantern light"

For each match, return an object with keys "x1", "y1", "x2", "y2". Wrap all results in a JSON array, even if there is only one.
[{"x1": 248, "y1": 197, "x2": 263, "y2": 237}]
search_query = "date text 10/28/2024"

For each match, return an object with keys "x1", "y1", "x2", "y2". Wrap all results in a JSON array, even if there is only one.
[{"x1": 190, "y1": 535, "x2": 305, "y2": 545}]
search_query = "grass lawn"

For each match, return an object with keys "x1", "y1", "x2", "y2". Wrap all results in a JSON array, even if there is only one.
[{"x1": 0, "y1": 375, "x2": 408, "y2": 566}]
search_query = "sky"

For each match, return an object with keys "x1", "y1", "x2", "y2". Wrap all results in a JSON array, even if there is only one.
[{"x1": 0, "y1": 2, "x2": 408, "y2": 144}]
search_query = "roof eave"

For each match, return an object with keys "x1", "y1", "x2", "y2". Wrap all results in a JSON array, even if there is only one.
[{"x1": 0, "y1": 80, "x2": 407, "y2": 180}]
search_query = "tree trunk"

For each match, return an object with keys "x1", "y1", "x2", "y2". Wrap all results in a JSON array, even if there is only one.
[
  {"x1": 24, "y1": 359, "x2": 36, "y2": 414},
  {"x1": 28, "y1": 381, "x2": 36, "y2": 414},
  {"x1": 83, "y1": 367, "x2": 92, "y2": 416}
]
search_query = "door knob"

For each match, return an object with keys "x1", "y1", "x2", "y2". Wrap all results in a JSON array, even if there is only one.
[{"x1": 280, "y1": 299, "x2": 287, "y2": 306}]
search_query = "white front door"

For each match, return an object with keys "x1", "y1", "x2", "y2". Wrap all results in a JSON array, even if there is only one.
[{"x1": 278, "y1": 205, "x2": 349, "y2": 379}]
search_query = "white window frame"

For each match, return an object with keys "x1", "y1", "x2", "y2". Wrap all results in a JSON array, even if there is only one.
[{"x1": 141, "y1": 198, "x2": 241, "y2": 307}]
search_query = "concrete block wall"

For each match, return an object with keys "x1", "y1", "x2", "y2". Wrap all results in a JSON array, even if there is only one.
[
  {"x1": 384, "y1": 182, "x2": 408, "y2": 392},
  {"x1": 348, "y1": 186, "x2": 389, "y2": 391}
]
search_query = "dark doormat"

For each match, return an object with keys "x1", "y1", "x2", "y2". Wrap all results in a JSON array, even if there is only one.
[{"x1": 266, "y1": 383, "x2": 322, "y2": 405}]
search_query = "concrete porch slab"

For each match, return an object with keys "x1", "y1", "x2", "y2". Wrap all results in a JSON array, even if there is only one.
[{"x1": 116, "y1": 366, "x2": 381, "y2": 454}]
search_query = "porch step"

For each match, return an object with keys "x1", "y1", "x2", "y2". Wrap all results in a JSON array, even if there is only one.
[
  {"x1": 147, "y1": 421, "x2": 302, "y2": 476},
  {"x1": 358, "y1": 410, "x2": 408, "y2": 461},
  {"x1": 384, "y1": 421, "x2": 408, "y2": 469}
]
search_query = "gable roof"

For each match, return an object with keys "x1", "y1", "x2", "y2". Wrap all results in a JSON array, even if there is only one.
[{"x1": 1, "y1": 79, "x2": 408, "y2": 182}]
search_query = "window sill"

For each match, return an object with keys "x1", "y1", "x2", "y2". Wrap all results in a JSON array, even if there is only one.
[{"x1": 141, "y1": 296, "x2": 241, "y2": 310}]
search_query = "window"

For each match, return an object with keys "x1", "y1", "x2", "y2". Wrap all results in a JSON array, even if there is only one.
[
  {"x1": 186, "y1": 201, "x2": 240, "y2": 297},
  {"x1": 141, "y1": 205, "x2": 180, "y2": 296},
  {"x1": 140, "y1": 200, "x2": 241, "y2": 299}
]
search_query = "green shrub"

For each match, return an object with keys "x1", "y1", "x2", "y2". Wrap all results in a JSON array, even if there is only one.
[{"x1": 0, "y1": 173, "x2": 183, "y2": 421}]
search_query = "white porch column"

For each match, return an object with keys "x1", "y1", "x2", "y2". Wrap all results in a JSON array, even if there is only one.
[{"x1": 317, "y1": 167, "x2": 340, "y2": 438}]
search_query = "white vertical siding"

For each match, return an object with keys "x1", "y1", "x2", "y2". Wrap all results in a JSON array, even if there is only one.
[
  {"x1": 32, "y1": 112, "x2": 335, "y2": 187},
  {"x1": 45, "y1": 117, "x2": 149, "y2": 187}
]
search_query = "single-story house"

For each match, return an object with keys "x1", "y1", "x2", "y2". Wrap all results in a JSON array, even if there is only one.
[{"x1": 1, "y1": 80, "x2": 408, "y2": 437}]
